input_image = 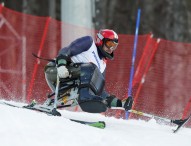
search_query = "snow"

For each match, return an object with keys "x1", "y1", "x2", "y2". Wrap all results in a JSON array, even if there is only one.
[{"x1": 0, "y1": 100, "x2": 191, "y2": 146}]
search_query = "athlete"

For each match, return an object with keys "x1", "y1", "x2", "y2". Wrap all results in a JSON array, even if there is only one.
[{"x1": 44, "y1": 29, "x2": 133, "y2": 112}]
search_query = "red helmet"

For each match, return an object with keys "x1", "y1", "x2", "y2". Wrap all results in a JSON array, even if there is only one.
[{"x1": 96, "y1": 29, "x2": 118, "y2": 60}]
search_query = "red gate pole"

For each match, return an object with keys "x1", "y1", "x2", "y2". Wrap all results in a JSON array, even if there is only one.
[
  {"x1": 132, "y1": 33, "x2": 153, "y2": 87},
  {"x1": 130, "y1": 38, "x2": 160, "y2": 118},
  {"x1": 26, "y1": 17, "x2": 51, "y2": 102},
  {"x1": 182, "y1": 96, "x2": 191, "y2": 119}
]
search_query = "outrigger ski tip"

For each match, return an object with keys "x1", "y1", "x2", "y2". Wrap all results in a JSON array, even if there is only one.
[{"x1": 172, "y1": 114, "x2": 191, "y2": 133}]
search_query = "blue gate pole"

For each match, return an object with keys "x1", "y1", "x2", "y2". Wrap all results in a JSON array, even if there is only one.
[{"x1": 126, "y1": 8, "x2": 141, "y2": 119}]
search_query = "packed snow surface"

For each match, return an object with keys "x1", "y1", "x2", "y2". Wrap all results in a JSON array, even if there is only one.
[{"x1": 0, "y1": 100, "x2": 191, "y2": 146}]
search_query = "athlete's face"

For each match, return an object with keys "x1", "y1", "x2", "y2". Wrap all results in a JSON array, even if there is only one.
[
  {"x1": 103, "y1": 40, "x2": 118, "y2": 54},
  {"x1": 103, "y1": 45, "x2": 113, "y2": 54}
]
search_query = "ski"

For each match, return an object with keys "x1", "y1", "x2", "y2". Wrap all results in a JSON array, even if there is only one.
[
  {"x1": 0, "y1": 101, "x2": 106, "y2": 129},
  {"x1": 172, "y1": 114, "x2": 191, "y2": 133}
]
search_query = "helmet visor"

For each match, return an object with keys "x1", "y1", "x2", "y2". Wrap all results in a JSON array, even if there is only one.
[{"x1": 105, "y1": 40, "x2": 118, "y2": 51}]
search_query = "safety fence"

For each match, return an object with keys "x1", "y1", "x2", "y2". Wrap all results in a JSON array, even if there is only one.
[{"x1": 0, "y1": 5, "x2": 191, "y2": 125}]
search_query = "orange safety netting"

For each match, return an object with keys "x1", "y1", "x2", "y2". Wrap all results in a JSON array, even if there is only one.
[{"x1": 0, "y1": 5, "x2": 191, "y2": 124}]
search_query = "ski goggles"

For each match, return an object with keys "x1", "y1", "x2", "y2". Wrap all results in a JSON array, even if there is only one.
[{"x1": 105, "y1": 40, "x2": 118, "y2": 51}]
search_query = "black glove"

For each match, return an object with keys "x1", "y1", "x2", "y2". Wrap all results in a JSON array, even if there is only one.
[
  {"x1": 105, "y1": 95, "x2": 122, "y2": 108},
  {"x1": 56, "y1": 54, "x2": 71, "y2": 67},
  {"x1": 123, "y1": 96, "x2": 133, "y2": 111}
]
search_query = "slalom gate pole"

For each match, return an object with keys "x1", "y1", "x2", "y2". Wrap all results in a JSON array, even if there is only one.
[
  {"x1": 26, "y1": 17, "x2": 51, "y2": 102},
  {"x1": 182, "y1": 96, "x2": 191, "y2": 119},
  {"x1": 129, "y1": 38, "x2": 161, "y2": 119},
  {"x1": 126, "y1": 8, "x2": 141, "y2": 119}
]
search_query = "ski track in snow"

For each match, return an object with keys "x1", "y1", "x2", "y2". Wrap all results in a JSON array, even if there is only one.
[{"x1": 0, "y1": 99, "x2": 191, "y2": 146}]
